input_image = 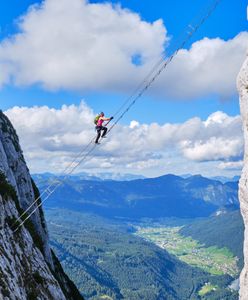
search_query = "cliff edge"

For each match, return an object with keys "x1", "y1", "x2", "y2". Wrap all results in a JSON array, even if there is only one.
[
  {"x1": 0, "y1": 111, "x2": 83, "y2": 299},
  {"x1": 237, "y1": 52, "x2": 248, "y2": 300}
]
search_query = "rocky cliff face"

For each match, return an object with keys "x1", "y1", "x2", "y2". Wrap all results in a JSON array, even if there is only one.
[
  {"x1": 0, "y1": 111, "x2": 83, "y2": 299},
  {"x1": 237, "y1": 53, "x2": 248, "y2": 300}
]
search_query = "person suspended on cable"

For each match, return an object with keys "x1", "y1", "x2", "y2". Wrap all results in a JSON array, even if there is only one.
[{"x1": 94, "y1": 112, "x2": 113, "y2": 144}]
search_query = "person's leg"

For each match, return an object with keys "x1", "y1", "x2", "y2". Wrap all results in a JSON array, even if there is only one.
[
  {"x1": 101, "y1": 126, "x2": 108, "y2": 137},
  {"x1": 95, "y1": 127, "x2": 101, "y2": 143}
]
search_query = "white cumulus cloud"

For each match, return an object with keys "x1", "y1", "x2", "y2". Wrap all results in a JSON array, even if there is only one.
[
  {"x1": 180, "y1": 111, "x2": 243, "y2": 161},
  {"x1": 0, "y1": 0, "x2": 166, "y2": 91},
  {"x1": 218, "y1": 161, "x2": 243, "y2": 170},
  {"x1": 154, "y1": 32, "x2": 248, "y2": 99},
  {"x1": 0, "y1": 0, "x2": 247, "y2": 99},
  {"x1": 182, "y1": 137, "x2": 242, "y2": 161},
  {"x1": 4, "y1": 102, "x2": 243, "y2": 175}
]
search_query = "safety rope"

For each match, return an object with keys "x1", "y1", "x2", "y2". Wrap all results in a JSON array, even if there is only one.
[
  {"x1": 13, "y1": 142, "x2": 98, "y2": 232},
  {"x1": 109, "y1": 0, "x2": 222, "y2": 131},
  {"x1": 12, "y1": 136, "x2": 95, "y2": 229},
  {"x1": 13, "y1": 0, "x2": 222, "y2": 233}
]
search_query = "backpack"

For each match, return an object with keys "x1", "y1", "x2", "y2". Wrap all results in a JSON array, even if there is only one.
[{"x1": 94, "y1": 114, "x2": 100, "y2": 125}]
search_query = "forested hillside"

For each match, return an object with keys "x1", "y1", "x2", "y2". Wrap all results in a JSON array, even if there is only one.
[
  {"x1": 35, "y1": 173, "x2": 241, "y2": 299},
  {"x1": 180, "y1": 210, "x2": 244, "y2": 269},
  {"x1": 45, "y1": 208, "x2": 238, "y2": 300}
]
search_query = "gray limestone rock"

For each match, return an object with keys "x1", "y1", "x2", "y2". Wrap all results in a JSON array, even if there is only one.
[
  {"x1": 237, "y1": 52, "x2": 248, "y2": 300},
  {"x1": 0, "y1": 111, "x2": 83, "y2": 299}
]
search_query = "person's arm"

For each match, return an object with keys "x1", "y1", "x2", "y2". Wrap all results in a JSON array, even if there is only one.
[{"x1": 101, "y1": 116, "x2": 113, "y2": 121}]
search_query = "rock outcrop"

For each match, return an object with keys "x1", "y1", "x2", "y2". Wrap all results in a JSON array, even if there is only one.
[
  {"x1": 237, "y1": 53, "x2": 248, "y2": 300},
  {"x1": 0, "y1": 111, "x2": 83, "y2": 299}
]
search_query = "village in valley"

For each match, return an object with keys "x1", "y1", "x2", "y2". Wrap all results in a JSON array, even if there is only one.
[{"x1": 134, "y1": 225, "x2": 239, "y2": 277}]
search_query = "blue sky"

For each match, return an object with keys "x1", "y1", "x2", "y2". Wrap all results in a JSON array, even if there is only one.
[
  {"x1": 0, "y1": 0, "x2": 247, "y2": 177},
  {"x1": 0, "y1": 0, "x2": 246, "y2": 122}
]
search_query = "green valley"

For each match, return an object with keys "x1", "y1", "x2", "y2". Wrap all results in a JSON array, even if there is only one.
[
  {"x1": 180, "y1": 210, "x2": 244, "y2": 269},
  {"x1": 198, "y1": 283, "x2": 218, "y2": 297},
  {"x1": 45, "y1": 208, "x2": 238, "y2": 300},
  {"x1": 134, "y1": 226, "x2": 239, "y2": 276}
]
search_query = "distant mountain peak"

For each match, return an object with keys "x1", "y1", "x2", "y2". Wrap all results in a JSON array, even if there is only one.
[{"x1": 34, "y1": 171, "x2": 238, "y2": 219}]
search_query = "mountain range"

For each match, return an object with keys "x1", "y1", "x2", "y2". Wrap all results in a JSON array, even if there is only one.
[
  {"x1": 33, "y1": 173, "x2": 239, "y2": 219},
  {"x1": 32, "y1": 172, "x2": 146, "y2": 182},
  {"x1": 32, "y1": 172, "x2": 241, "y2": 299}
]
